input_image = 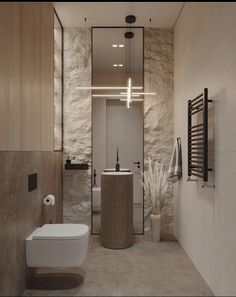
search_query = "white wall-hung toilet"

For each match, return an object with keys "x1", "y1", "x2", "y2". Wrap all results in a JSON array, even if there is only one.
[{"x1": 26, "y1": 224, "x2": 89, "y2": 268}]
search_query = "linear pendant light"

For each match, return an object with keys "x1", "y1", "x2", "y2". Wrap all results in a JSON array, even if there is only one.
[
  {"x1": 120, "y1": 98, "x2": 143, "y2": 102},
  {"x1": 92, "y1": 94, "x2": 140, "y2": 97},
  {"x1": 127, "y1": 77, "x2": 132, "y2": 108},
  {"x1": 120, "y1": 92, "x2": 156, "y2": 95},
  {"x1": 76, "y1": 86, "x2": 143, "y2": 90}
]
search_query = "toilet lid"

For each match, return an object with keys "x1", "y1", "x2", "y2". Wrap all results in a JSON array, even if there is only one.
[{"x1": 32, "y1": 224, "x2": 89, "y2": 240}]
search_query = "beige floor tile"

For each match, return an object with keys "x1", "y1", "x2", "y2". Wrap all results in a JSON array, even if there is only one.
[{"x1": 23, "y1": 235, "x2": 213, "y2": 296}]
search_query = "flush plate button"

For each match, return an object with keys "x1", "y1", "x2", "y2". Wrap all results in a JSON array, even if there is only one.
[{"x1": 28, "y1": 173, "x2": 37, "y2": 192}]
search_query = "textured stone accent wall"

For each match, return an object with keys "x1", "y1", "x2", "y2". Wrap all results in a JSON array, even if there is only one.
[
  {"x1": 144, "y1": 28, "x2": 174, "y2": 236},
  {"x1": 63, "y1": 27, "x2": 173, "y2": 236},
  {"x1": 63, "y1": 28, "x2": 92, "y2": 226},
  {"x1": 54, "y1": 27, "x2": 63, "y2": 150}
]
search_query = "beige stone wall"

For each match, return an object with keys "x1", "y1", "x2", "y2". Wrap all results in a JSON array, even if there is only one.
[
  {"x1": 54, "y1": 25, "x2": 63, "y2": 150},
  {"x1": 144, "y1": 28, "x2": 174, "y2": 236}
]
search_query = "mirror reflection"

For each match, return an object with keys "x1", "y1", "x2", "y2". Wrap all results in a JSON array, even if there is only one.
[{"x1": 92, "y1": 27, "x2": 144, "y2": 234}]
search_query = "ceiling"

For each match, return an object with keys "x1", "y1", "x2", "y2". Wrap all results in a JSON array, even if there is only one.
[{"x1": 53, "y1": 2, "x2": 184, "y2": 28}]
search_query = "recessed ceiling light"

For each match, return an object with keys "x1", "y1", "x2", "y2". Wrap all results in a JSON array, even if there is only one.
[
  {"x1": 118, "y1": 64, "x2": 123, "y2": 67},
  {"x1": 113, "y1": 64, "x2": 118, "y2": 67},
  {"x1": 119, "y1": 44, "x2": 124, "y2": 47},
  {"x1": 112, "y1": 44, "x2": 118, "y2": 47}
]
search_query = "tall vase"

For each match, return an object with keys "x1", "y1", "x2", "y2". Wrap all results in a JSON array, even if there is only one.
[{"x1": 150, "y1": 214, "x2": 161, "y2": 242}]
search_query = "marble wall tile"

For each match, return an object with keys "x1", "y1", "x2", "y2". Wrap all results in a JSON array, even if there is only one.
[
  {"x1": 0, "y1": 151, "x2": 63, "y2": 296},
  {"x1": 144, "y1": 28, "x2": 174, "y2": 236},
  {"x1": 63, "y1": 28, "x2": 92, "y2": 227}
]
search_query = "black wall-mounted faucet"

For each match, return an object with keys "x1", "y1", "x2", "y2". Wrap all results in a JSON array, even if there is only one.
[
  {"x1": 116, "y1": 146, "x2": 120, "y2": 171},
  {"x1": 93, "y1": 169, "x2": 97, "y2": 187}
]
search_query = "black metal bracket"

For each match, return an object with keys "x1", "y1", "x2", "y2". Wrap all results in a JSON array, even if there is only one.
[{"x1": 202, "y1": 182, "x2": 215, "y2": 189}]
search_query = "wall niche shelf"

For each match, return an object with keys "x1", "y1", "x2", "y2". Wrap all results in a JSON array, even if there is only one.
[{"x1": 65, "y1": 163, "x2": 89, "y2": 170}]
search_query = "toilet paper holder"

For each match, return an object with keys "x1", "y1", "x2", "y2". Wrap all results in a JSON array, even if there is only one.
[{"x1": 43, "y1": 194, "x2": 55, "y2": 206}]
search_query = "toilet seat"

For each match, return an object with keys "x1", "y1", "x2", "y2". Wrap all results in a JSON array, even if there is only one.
[{"x1": 32, "y1": 224, "x2": 89, "y2": 240}]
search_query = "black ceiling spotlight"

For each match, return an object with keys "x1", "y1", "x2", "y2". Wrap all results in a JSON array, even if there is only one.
[
  {"x1": 124, "y1": 31, "x2": 134, "y2": 39},
  {"x1": 124, "y1": 15, "x2": 136, "y2": 39},
  {"x1": 125, "y1": 15, "x2": 136, "y2": 24}
]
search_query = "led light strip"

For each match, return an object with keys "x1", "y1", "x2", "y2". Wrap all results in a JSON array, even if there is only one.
[
  {"x1": 120, "y1": 92, "x2": 156, "y2": 95},
  {"x1": 127, "y1": 78, "x2": 132, "y2": 108},
  {"x1": 76, "y1": 86, "x2": 143, "y2": 90},
  {"x1": 92, "y1": 94, "x2": 140, "y2": 97},
  {"x1": 120, "y1": 98, "x2": 144, "y2": 102}
]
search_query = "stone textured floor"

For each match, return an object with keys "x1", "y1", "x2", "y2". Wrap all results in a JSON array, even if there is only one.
[{"x1": 23, "y1": 235, "x2": 213, "y2": 296}]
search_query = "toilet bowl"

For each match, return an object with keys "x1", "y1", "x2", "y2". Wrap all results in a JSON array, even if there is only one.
[{"x1": 26, "y1": 224, "x2": 89, "y2": 268}]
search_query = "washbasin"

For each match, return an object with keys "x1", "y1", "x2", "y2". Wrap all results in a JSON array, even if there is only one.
[
  {"x1": 104, "y1": 168, "x2": 131, "y2": 172},
  {"x1": 102, "y1": 172, "x2": 132, "y2": 175}
]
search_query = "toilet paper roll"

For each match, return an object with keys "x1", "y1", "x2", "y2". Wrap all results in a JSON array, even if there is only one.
[{"x1": 43, "y1": 194, "x2": 55, "y2": 206}]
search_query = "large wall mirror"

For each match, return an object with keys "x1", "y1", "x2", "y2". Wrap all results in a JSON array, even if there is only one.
[{"x1": 91, "y1": 27, "x2": 144, "y2": 235}]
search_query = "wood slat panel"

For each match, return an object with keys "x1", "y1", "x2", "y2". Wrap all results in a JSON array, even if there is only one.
[
  {"x1": 21, "y1": 3, "x2": 41, "y2": 150},
  {"x1": 0, "y1": 4, "x2": 11, "y2": 150},
  {"x1": 40, "y1": 4, "x2": 54, "y2": 151},
  {"x1": 0, "y1": 3, "x2": 54, "y2": 151},
  {"x1": 9, "y1": 5, "x2": 22, "y2": 150}
]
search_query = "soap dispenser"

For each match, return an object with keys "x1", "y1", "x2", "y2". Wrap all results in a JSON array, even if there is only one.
[{"x1": 115, "y1": 147, "x2": 120, "y2": 171}]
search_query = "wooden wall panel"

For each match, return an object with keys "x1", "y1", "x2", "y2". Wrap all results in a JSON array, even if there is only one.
[
  {"x1": 40, "y1": 5, "x2": 54, "y2": 151},
  {"x1": 9, "y1": 5, "x2": 22, "y2": 150},
  {"x1": 0, "y1": 4, "x2": 10, "y2": 150},
  {"x1": 21, "y1": 4, "x2": 41, "y2": 150},
  {"x1": 0, "y1": 3, "x2": 54, "y2": 151}
]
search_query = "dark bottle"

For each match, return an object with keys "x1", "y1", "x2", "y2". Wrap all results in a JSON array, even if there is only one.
[
  {"x1": 93, "y1": 169, "x2": 97, "y2": 187},
  {"x1": 115, "y1": 147, "x2": 120, "y2": 171},
  {"x1": 66, "y1": 156, "x2": 71, "y2": 164}
]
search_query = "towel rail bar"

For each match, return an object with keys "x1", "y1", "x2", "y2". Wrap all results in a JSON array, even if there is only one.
[
  {"x1": 190, "y1": 128, "x2": 204, "y2": 133},
  {"x1": 189, "y1": 141, "x2": 204, "y2": 147},
  {"x1": 190, "y1": 138, "x2": 204, "y2": 143},
  {"x1": 190, "y1": 135, "x2": 204, "y2": 139},
  {"x1": 188, "y1": 88, "x2": 213, "y2": 183},
  {"x1": 190, "y1": 160, "x2": 203, "y2": 163},
  {"x1": 191, "y1": 123, "x2": 203, "y2": 129},
  {"x1": 190, "y1": 102, "x2": 203, "y2": 111},
  {"x1": 191, "y1": 97, "x2": 203, "y2": 107},
  {"x1": 191, "y1": 108, "x2": 203, "y2": 116},
  {"x1": 190, "y1": 93, "x2": 203, "y2": 103}
]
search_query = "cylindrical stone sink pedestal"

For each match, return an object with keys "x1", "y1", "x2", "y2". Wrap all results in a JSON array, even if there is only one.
[{"x1": 101, "y1": 172, "x2": 133, "y2": 249}]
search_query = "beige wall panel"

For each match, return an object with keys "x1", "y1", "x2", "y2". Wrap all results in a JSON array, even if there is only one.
[
  {"x1": 9, "y1": 5, "x2": 22, "y2": 150},
  {"x1": 0, "y1": 3, "x2": 54, "y2": 151},
  {"x1": 174, "y1": 2, "x2": 236, "y2": 295},
  {"x1": 40, "y1": 4, "x2": 54, "y2": 151},
  {"x1": 0, "y1": 4, "x2": 12, "y2": 150},
  {"x1": 21, "y1": 4, "x2": 41, "y2": 150}
]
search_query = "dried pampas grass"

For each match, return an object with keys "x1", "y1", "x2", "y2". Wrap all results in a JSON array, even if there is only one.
[{"x1": 141, "y1": 157, "x2": 169, "y2": 215}]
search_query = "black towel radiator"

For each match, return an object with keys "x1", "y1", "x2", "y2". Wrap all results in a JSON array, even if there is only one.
[{"x1": 187, "y1": 88, "x2": 214, "y2": 188}]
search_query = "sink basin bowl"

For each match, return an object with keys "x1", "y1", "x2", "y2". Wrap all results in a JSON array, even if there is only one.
[
  {"x1": 102, "y1": 172, "x2": 132, "y2": 175},
  {"x1": 104, "y1": 168, "x2": 131, "y2": 172}
]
